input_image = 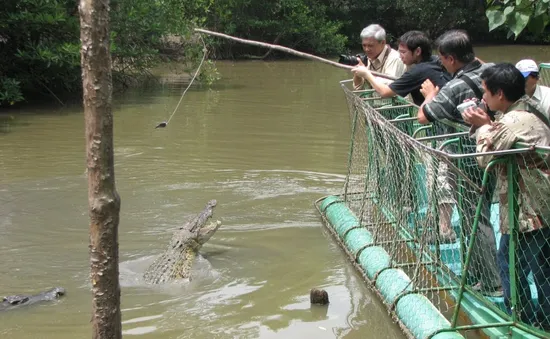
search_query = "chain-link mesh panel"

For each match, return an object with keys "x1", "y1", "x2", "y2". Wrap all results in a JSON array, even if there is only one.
[
  {"x1": 326, "y1": 80, "x2": 550, "y2": 338},
  {"x1": 502, "y1": 151, "x2": 550, "y2": 333}
]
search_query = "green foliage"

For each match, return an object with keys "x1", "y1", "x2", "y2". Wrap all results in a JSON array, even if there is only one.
[
  {"x1": 1, "y1": 0, "x2": 549, "y2": 106},
  {"x1": 276, "y1": 0, "x2": 488, "y2": 52},
  {"x1": 0, "y1": 0, "x2": 81, "y2": 105},
  {"x1": 0, "y1": 78, "x2": 24, "y2": 106},
  {"x1": 395, "y1": 0, "x2": 485, "y2": 38},
  {"x1": 0, "y1": 0, "x2": 216, "y2": 106},
  {"x1": 486, "y1": 0, "x2": 550, "y2": 39},
  {"x1": 200, "y1": 60, "x2": 222, "y2": 86},
  {"x1": 109, "y1": 0, "x2": 213, "y2": 85},
  {"x1": 206, "y1": 0, "x2": 347, "y2": 57}
]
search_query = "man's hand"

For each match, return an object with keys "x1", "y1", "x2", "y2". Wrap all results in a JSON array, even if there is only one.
[
  {"x1": 351, "y1": 65, "x2": 370, "y2": 79},
  {"x1": 462, "y1": 106, "x2": 491, "y2": 127},
  {"x1": 352, "y1": 58, "x2": 367, "y2": 90},
  {"x1": 420, "y1": 79, "x2": 439, "y2": 101},
  {"x1": 417, "y1": 80, "x2": 440, "y2": 125}
]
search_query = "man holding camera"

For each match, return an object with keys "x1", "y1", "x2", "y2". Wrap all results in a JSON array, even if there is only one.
[
  {"x1": 351, "y1": 24, "x2": 405, "y2": 90},
  {"x1": 351, "y1": 30, "x2": 451, "y2": 105},
  {"x1": 418, "y1": 30, "x2": 502, "y2": 296},
  {"x1": 462, "y1": 63, "x2": 550, "y2": 330}
]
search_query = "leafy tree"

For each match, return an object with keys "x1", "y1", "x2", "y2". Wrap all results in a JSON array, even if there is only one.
[
  {"x1": 109, "y1": 0, "x2": 214, "y2": 87},
  {"x1": 0, "y1": 0, "x2": 81, "y2": 105},
  {"x1": 395, "y1": 0, "x2": 486, "y2": 38},
  {"x1": 318, "y1": 0, "x2": 487, "y2": 51},
  {"x1": 486, "y1": 0, "x2": 550, "y2": 38},
  {"x1": 0, "y1": 0, "x2": 214, "y2": 106},
  {"x1": 206, "y1": 0, "x2": 347, "y2": 58}
]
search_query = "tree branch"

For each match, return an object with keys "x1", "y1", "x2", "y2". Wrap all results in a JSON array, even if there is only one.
[{"x1": 194, "y1": 28, "x2": 397, "y2": 81}]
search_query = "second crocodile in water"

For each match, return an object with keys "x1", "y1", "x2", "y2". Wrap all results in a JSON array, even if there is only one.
[{"x1": 143, "y1": 199, "x2": 222, "y2": 284}]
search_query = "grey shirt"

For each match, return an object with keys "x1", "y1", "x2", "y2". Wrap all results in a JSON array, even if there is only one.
[{"x1": 423, "y1": 60, "x2": 494, "y2": 124}]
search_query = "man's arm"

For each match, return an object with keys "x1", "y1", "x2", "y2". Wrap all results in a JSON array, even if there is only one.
[
  {"x1": 418, "y1": 80, "x2": 439, "y2": 124},
  {"x1": 367, "y1": 75, "x2": 395, "y2": 97},
  {"x1": 351, "y1": 66, "x2": 395, "y2": 97},
  {"x1": 475, "y1": 120, "x2": 518, "y2": 168},
  {"x1": 353, "y1": 75, "x2": 365, "y2": 91},
  {"x1": 476, "y1": 110, "x2": 550, "y2": 167},
  {"x1": 417, "y1": 105, "x2": 430, "y2": 124},
  {"x1": 418, "y1": 79, "x2": 458, "y2": 125}
]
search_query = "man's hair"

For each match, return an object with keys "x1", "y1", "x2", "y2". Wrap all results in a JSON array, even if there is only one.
[
  {"x1": 435, "y1": 30, "x2": 475, "y2": 64},
  {"x1": 481, "y1": 63, "x2": 526, "y2": 102},
  {"x1": 398, "y1": 31, "x2": 432, "y2": 61},
  {"x1": 360, "y1": 24, "x2": 386, "y2": 42}
]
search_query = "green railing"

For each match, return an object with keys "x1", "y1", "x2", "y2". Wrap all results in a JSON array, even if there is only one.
[{"x1": 324, "y1": 79, "x2": 550, "y2": 338}]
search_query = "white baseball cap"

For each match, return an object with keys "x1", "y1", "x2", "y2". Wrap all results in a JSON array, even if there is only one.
[{"x1": 515, "y1": 59, "x2": 539, "y2": 77}]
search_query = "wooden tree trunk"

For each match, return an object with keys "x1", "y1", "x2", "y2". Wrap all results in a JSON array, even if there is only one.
[{"x1": 79, "y1": 0, "x2": 122, "y2": 338}]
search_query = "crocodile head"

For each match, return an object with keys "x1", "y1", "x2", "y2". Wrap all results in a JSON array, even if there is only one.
[
  {"x1": 196, "y1": 220, "x2": 222, "y2": 245},
  {"x1": 174, "y1": 199, "x2": 221, "y2": 248},
  {"x1": 170, "y1": 220, "x2": 222, "y2": 251},
  {"x1": 45, "y1": 287, "x2": 66, "y2": 299},
  {"x1": 144, "y1": 200, "x2": 222, "y2": 284}
]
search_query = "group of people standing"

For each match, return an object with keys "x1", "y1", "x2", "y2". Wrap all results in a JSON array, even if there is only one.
[{"x1": 349, "y1": 24, "x2": 550, "y2": 331}]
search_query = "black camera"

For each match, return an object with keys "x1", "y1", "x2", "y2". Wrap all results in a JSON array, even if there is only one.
[{"x1": 338, "y1": 54, "x2": 368, "y2": 66}]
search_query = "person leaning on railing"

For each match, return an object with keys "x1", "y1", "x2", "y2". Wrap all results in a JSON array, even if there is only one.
[
  {"x1": 516, "y1": 59, "x2": 550, "y2": 118},
  {"x1": 416, "y1": 29, "x2": 502, "y2": 296},
  {"x1": 352, "y1": 24, "x2": 405, "y2": 90},
  {"x1": 350, "y1": 30, "x2": 451, "y2": 106},
  {"x1": 462, "y1": 63, "x2": 550, "y2": 331}
]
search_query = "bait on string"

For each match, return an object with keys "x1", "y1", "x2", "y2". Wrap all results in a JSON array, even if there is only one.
[
  {"x1": 155, "y1": 35, "x2": 208, "y2": 129},
  {"x1": 154, "y1": 28, "x2": 396, "y2": 129}
]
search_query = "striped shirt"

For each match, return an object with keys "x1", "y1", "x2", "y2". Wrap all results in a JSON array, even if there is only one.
[{"x1": 423, "y1": 60, "x2": 495, "y2": 124}]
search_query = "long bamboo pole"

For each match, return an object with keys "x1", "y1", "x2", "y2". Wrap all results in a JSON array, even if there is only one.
[{"x1": 194, "y1": 28, "x2": 397, "y2": 81}]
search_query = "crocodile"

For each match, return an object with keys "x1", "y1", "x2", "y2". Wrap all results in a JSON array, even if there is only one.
[
  {"x1": 0, "y1": 287, "x2": 65, "y2": 311},
  {"x1": 143, "y1": 199, "x2": 222, "y2": 284}
]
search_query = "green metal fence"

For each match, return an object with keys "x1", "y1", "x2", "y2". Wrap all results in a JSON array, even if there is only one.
[{"x1": 316, "y1": 79, "x2": 550, "y2": 338}]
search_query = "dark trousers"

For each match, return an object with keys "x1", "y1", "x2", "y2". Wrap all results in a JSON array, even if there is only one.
[
  {"x1": 462, "y1": 162, "x2": 501, "y2": 288},
  {"x1": 498, "y1": 228, "x2": 550, "y2": 328}
]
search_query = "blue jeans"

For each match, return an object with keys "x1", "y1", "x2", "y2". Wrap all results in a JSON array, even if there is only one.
[{"x1": 498, "y1": 228, "x2": 550, "y2": 328}]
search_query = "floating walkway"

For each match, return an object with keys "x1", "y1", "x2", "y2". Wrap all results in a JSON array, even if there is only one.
[{"x1": 315, "y1": 79, "x2": 550, "y2": 338}]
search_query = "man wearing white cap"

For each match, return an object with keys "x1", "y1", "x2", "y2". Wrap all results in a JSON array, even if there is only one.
[{"x1": 515, "y1": 59, "x2": 550, "y2": 118}]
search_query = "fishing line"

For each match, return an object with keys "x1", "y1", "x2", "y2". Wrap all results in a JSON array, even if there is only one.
[{"x1": 155, "y1": 34, "x2": 208, "y2": 129}]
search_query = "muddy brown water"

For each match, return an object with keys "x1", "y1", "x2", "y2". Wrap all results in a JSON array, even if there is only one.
[{"x1": 1, "y1": 45, "x2": 549, "y2": 339}]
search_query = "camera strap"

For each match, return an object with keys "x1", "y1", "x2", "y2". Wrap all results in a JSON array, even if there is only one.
[
  {"x1": 523, "y1": 98, "x2": 550, "y2": 130},
  {"x1": 458, "y1": 73, "x2": 497, "y2": 119},
  {"x1": 531, "y1": 109, "x2": 550, "y2": 130},
  {"x1": 368, "y1": 46, "x2": 391, "y2": 72},
  {"x1": 458, "y1": 74, "x2": 483, "y2": 101}
]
